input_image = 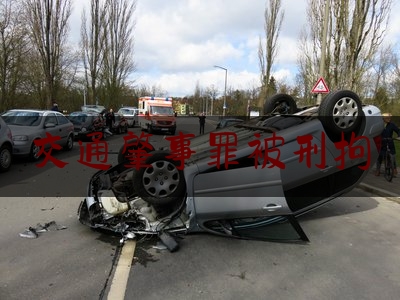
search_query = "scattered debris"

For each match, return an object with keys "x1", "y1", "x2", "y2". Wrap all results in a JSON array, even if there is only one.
[
  {"x1": 41, "y1": 207, "x2": 55, "y2": 211},
  {"x1": 152, "y1": 242, "x2": 167, "y2": 251},
  {"x1": 19, "y1": 227, "x2": 39, "y2": 239},
  {"x1": 19, "y1": 221, "x2": 67, "y2": 239}
]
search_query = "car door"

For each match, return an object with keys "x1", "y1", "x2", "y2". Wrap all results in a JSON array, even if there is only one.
[
  {"x1": 278, "y1": 119, "x2": 339, "y2": 213},
  {"x1": 44, "y1": 112, "x2": 68, "y2": 147},
  {"x1": 189, "y1": 154, "x2": 307, "y2": 242},
  {"x1": 191, "y1": 154, "x2": 291, "y2": 222},
  {"x1": 56, "y1": 114, "x2": 73, "y2": 141},
  {"x1": 43, "y1": 113, "x2": 61, "y2": 145}
]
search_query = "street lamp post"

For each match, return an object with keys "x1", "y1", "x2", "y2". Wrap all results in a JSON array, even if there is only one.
[{"x1": 214, "y1": 65, "x2": 227, "y2": 117}]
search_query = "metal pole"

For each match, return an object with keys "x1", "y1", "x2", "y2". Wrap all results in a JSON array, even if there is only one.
[
  {"x1": 214, "y1": 65, "x2": 228, "y2": 117},
  {"x1": 317, "y1": 0, "x2": 330, "y2": 105}
]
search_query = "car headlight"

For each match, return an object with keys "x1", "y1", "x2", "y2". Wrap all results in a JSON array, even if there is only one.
[
  {"x1": 81, "y1": 127, "x2": 87, "y2": 132},
  {"x1": 13, "y1": 135, "x2": 29, "y2": 141}
]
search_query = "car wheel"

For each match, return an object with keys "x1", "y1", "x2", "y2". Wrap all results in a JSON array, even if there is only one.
[
  {"x1": 133, "y1": 151, "x2": 186, "y2": 206},
  {"x1": 63, "y1": 134, "x2": 74, "y2": 151},
  {"x1": 318, "y1": 90, "x2": 363, "y2": 138},
  {"x1": 264, "y1": 94, "x2": 297, "y2": 114},
  {"x1": 170, "y1": 130, "x2": 176, "y2": 135},
  {"x1": 30, "y1": 141, "x2": 41, "y2": 161},
  {"x1": 0, "y1": 144, "x2": 12, "y2": 172}
]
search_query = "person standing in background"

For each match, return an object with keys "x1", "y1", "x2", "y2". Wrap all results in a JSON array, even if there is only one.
[
  {"x1": 106, "y1": 108, "x2": 115, "y2": 131},
  {"x1": 51, "y1": 100, "x2": 59, "y2": 111},
  {"x1": 199, "y1": 112, "x2": 206, "y2": 135}
]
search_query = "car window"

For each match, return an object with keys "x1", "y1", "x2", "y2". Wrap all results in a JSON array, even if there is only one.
[
  {"x1": 45, "y1": 113, "x2": 58, "y2": 125},
  {"x1": 119, "y1": 109, "x2": 134, "y2": 115},
  {"x1": 2, "y1": 111, "x2": 41, "y2": 126},
  {"x1": 57, "y1": 114, "x2": 70, "y2": 125}
]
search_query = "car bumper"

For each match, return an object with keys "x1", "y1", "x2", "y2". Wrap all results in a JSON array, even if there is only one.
[
  {"x1": 12, "y1": 141, "x2": 32, "y2": 156},
  {"x1": 152, "y1": 125, "x2": 176, "y2": 132}
]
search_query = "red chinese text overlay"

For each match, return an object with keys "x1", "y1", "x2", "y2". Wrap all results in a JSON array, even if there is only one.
[{"x1": 34, "y1": 131, "x2": 371, "y2": 170}]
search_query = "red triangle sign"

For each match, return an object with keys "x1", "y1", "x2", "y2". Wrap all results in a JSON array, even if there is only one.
[{"x1": 311, "y1": 77, "x2": 329, "y2": 93}]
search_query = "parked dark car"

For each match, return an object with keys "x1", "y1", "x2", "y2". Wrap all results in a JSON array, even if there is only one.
[
  {"x1": 2, "y1": 109, "x2": 74, "y2": 161},
  {"x1": 67, "y1": 111, "x2": 106, "y2": 140},
  {"x1": 78, "y1": 90, "x2": 384, "y2": 250},
  {"x1": 111, "y1": 113, "x2": 129, "y2": 134},
  {"x1": 81, "y1": 105, "x2": 106, "y2": 114},
  {"x1": 216, "y1": 118, "x2": 244, "y2": 129},
  {"x1": 0, "y1": 116, "x2": 13, "y2": 172}
]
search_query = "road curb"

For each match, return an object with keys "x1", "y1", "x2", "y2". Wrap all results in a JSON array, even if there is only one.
[{"x1": 358, "y1": 182, "x2": 400, "y2": 204}]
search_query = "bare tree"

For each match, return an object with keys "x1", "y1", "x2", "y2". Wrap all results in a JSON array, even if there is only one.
[
  {"x1": 391, "y1": 52, "x2": 400, "y2": 103},
  {"x1": 100, "y1": 0, "x2": 136, "y2": 106},
  {"x1": 298, "y1": 0, "x2": 392, "y2": 95},
  {"x1": 258, "y1": 0, "x2": 284, "y2": 108},
  {"x1": 0, "y1": 0, "x2": 28, "y2": 110},
  {"x1": 81, "y1": 0, "x2": 107, "y2": 105},
  {"x1": 24, "y1": 0, "x2": 72, "y2": 108}
]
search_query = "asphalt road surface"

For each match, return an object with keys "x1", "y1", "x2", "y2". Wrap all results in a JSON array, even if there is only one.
[{"x1": 1, "y1": 117, "x2": 400, "y2": 299}]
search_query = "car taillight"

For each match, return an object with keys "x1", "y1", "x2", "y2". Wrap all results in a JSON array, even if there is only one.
[{"x1": 373, "y1": 135, "x2": 382, "y2": 151}]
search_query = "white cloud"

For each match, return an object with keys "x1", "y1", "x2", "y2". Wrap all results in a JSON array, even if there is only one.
[
  {"x1": 70, "y1": 0, "x2": 399, "y2": 97},
  {"x1": 131, "y1": 0, "x2": 307, "y2": 96}
]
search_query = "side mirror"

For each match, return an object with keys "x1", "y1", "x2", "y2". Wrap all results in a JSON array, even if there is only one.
[{"x1": 145, "y1": 111, "x2": 149, "y2": 116}]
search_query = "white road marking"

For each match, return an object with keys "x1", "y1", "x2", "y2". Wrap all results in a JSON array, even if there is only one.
[{"x1": 107, "y1": 240, "x2": 136, "y2": 300}]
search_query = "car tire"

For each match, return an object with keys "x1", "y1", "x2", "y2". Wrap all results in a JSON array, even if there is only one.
[
  {"x1": 133, "y1": 151, "x2": 186, "y2": 206},
  {"x1": 63, "y1": 134, "x2": 74, "y2": 151},
  {"x1": 0, "y1": 144, "x2": 12, "y2": 172},
  {"x1": 30, "y1": 140, "x2": 41, "y2": 161},
  {"x1": 318, "y1": 90, "x2": 363, "y2": 139},
  {"x1": 264, "y1": 94, "x2": 297, "y2": 115}
]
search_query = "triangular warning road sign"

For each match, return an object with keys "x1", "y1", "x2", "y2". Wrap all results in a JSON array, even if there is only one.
[{"x1": 311, "y1": 77, "x2": 330, "y2": 93}]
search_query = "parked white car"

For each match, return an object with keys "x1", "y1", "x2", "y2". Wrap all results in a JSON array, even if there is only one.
[
  {"x1": 0, "y1": 116, "x2": 13, "y2": 172},
  {"x1": 2, "y1": 109, "x2": 74, "y2": 161},
  {"x1": 117, "y1": 107, "x2": 138, "y2": 127}
]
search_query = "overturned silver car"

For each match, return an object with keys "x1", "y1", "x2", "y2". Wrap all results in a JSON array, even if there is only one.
[{"x1": 78, "y1": 90, "x2": 383, "y2": 250}]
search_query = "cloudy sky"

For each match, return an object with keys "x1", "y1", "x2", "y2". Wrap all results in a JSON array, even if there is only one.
[{"x1": 70, "y1": 0, "x2": 400, "y2": 98}]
